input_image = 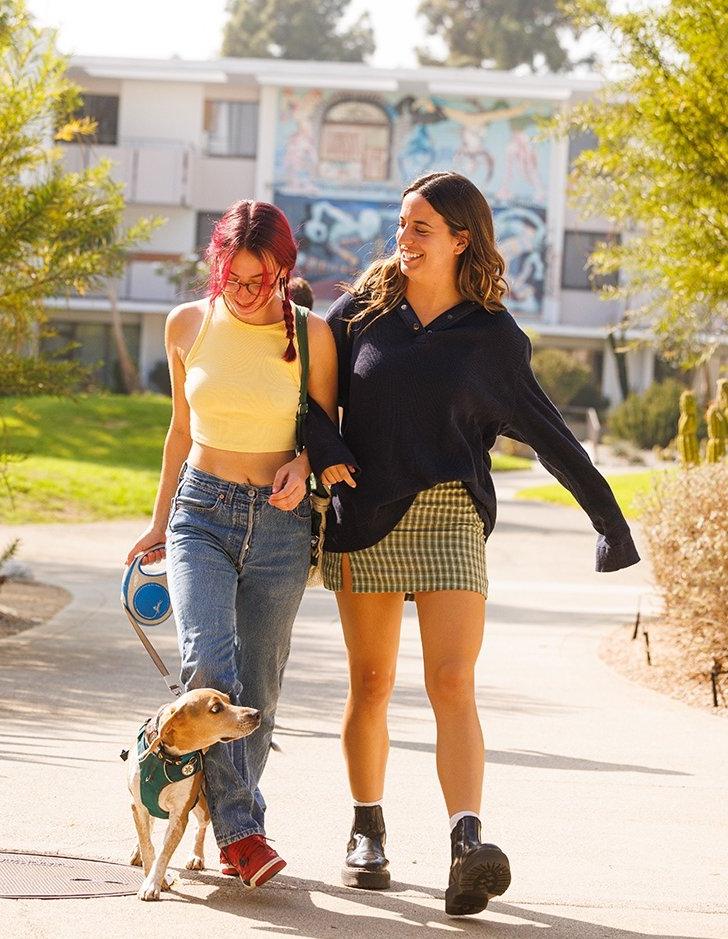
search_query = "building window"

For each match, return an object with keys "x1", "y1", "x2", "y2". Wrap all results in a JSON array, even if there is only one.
[
  {"x1": 567, "y1": 129, "x2": 598, "y2": 166},
  {"x1": 41, "y1": 320, "x2": 140, "y2": 392},
  {"x1": 319, "y1": 99, "x2": 391, "y2": 183},
  {"x1": 195, "y1": 211, "x2": 223, "y2": 255},
  {"x1": 562, "y1": 231, "x2": 620, "y2": 291},
  {"x1": 73, "y1": 94, "x2": 119, "y2": 145},
  {"x1": 204, "y1": 101, "x2": 258, "y2": 157}
]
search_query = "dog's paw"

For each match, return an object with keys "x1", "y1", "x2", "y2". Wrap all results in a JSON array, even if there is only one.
[
  {"x1": 137, "y1": 876, "x2": 162, "y2": 901},
  {"x1": 185, "y1": 854, "x2": 205, "y2": 870},
  {"x1": 129, "y1": 845, "x2": 142, "y2": 867},
  {"x1": 162, "y1": 871, "x2": 176, "y2": 890}
]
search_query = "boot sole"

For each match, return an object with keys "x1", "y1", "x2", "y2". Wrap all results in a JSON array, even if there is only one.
[
  {"x1": 445, "y1": 845, "x2": 511, "y2": 916},
  {"x1": 341, "y1": 865, "x2": 391, "y2": 890}
]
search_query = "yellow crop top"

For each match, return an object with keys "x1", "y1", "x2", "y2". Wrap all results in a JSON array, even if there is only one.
[{"x1": 184, "y1": 298, "x2": 301, "y2": 453}]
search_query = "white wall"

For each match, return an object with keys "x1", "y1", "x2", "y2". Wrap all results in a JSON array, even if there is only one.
[
  {"x1": 560, "y1": 289, "x2": 624, "y2": 328},
  {"x1": 190, "y1": 156, "x2": 257, "y2": 211},
  {"x1": 254, "y1": 85, "x2": 279, "y2": 201},
  {"x1": 123, "y1": 205, "x2": 196, "y2": 253},
  {"x1": 119, "y1": 80, "x2": 204, "y2": 146}
]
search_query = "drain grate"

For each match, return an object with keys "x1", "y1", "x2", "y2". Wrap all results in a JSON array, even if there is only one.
[{"x1": 0, "y1": 850, "x2": 144, "y2": 899}]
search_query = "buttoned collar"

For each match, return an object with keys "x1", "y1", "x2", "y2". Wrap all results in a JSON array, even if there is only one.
[{"x1": 395, "y1": 297, "x2": 481, "y2": 334}]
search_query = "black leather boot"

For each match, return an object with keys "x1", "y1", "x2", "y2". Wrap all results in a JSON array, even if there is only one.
[
  {"x1": 445, "y1": 816, "x2": 511, "y2": 916},
  {"x1": 341, "y1": 805, "x2": 390, "y2": 889}
]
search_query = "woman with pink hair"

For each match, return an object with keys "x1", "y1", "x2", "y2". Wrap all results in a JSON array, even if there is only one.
[{"x1": 126, "y1": 199, "x2": 353, "y2": 888}]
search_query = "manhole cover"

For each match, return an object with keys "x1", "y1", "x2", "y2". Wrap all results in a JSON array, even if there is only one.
[{"x1": 0, "y1": 851, "x2": 144, "y2": 899}]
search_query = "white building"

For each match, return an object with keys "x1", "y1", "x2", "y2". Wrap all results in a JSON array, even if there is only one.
[{"x1": 52, "y1": 55, "x2": 692, "y2": 403}]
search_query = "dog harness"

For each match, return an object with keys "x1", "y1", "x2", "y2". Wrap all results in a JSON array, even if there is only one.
[{"x1": 136, "y1": 720, "x2": 203, "y2": 820}]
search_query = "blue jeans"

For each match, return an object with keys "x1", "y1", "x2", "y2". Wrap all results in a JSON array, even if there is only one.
[{"x1": 166, "y1": 463, "x2": 310, "y2": 847}]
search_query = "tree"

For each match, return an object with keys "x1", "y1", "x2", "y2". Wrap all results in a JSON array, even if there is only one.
[
  {"x1": 554, "y1": 0, "x2": 728, "y2": 369},
  {"x1": 0, "y1": 0, "x2": 159, "y2": 359},
  {"x1": 416, "y1": 0, "x2": 582, "y2": 72},
  {"x1": 221, "y1": 0, "x2": 375, "y2": 62}
]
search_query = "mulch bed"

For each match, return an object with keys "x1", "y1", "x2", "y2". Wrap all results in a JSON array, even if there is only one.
[
  {"x1": 600, "y1": 617, "x2": 728, "y2": 717},
  {"x1": 0, "y1": 579, "x2": 71, "y2": 639}
]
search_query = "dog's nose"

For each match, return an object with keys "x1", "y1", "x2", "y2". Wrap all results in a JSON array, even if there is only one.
[{"x1": 249, "y1": 709, "x2": 261, "y2": 722}]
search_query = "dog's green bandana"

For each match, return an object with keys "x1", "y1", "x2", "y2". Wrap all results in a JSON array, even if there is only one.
[{"x1": 136, "y1": 720, "x2": 203, "y2": 820}]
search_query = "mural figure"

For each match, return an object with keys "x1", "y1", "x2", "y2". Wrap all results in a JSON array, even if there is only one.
[
  {"x1": 394, "y1": 96, "x2": 446, "y2": 183},
  {"x1": 498, "y1": 113, "x2": 545, "y2": 204},
  {"x1": 496, "y1": 206, "x2": 546, "y2": 316},
  {"x1": 301, "y1": 200, "x2": 385, "y2": 266},
  {"x1": 439, "y1": 100, "x2": 529, "y2": 188},
  {"x1": 276, "y1": 192, "x2": 400, "y2": 297},
  {"x1": 280, "y1": 88, "x2": 321, "y2": 192}
]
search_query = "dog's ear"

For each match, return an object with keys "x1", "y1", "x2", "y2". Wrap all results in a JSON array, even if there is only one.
[
  {"x1": 157, "y1": 705, "x2": 180, "y2": 748},
  {"x1": 138, "y1": 733, "x2": 163, "y2": 761},
  {"x1": 139, "y1": 704, "x2": 178, "y2": 759}
]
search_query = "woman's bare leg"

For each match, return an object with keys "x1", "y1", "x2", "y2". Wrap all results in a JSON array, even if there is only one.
[
  {"x1": 336, "y1": 554, "x2": 404, "y2": 801},
  {"x1": 416, "y1": 590, "x2": 486, "y2": 814}
]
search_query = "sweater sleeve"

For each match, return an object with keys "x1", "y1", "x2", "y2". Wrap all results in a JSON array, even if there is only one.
[
  {"x1": 304, "y1": 398, "x2": 359, "y2": 479},
  {"x1": 304, "y1": 292, "x2": 361, "y2": 477},
  {"x1": 501, "y1": 338, "x2": 640, "y2": 573},
  {"x1": 323, "y1": 291, "x2": 356, "y2": 409}
]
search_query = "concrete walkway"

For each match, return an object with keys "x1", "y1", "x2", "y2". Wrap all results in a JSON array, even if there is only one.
[{"x1": 1, "y1": 487, "x2": 726, "y2": 938}]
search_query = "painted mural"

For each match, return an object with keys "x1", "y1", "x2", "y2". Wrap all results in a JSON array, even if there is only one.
[{"x1": 274, "y1": 87, "x2": 551, "y2": 315}]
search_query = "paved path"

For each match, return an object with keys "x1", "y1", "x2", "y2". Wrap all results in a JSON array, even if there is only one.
[{"x1": 1, "y1": 485, "x2": 726, "y2": 938}]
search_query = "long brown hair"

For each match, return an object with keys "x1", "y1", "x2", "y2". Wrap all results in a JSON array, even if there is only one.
[{"x1": 347, "y1": 172, "x2": 508, "y2": 326}]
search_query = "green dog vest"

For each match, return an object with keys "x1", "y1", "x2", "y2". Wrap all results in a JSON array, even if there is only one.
[{"x1": 136, "y1": 721, "x2": 203, "y2": 820}]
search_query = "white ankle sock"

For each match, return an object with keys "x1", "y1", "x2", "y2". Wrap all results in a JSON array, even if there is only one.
[
  {"x1": 449, "y1": 811, "x2": 480, "y2": 832},
  {"x1": 353, "y1": 799, "x2": 383, "y2": 808}
]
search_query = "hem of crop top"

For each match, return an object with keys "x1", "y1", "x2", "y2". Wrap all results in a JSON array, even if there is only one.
[{"x1": 189, "y1": 431, "x2": 297, "y2": 455}]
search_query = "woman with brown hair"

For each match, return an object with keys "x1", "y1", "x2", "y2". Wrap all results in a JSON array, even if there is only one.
[{"x1": 308, "y1": 172, "x2": 639, "y2": 916}]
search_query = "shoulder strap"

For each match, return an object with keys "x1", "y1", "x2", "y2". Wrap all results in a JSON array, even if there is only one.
[{"x1": 294, "y1": 303, "x2": 309, "y2": 455}]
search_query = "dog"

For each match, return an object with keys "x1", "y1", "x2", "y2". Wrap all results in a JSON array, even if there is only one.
[{"x1": 126, "y1": 688, "x2": 261, "y2": 900}]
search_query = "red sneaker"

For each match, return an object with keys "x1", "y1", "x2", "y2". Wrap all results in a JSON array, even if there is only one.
[
  {"x1": 220, "y1": 835, "x2": 286, "y2": 887},
  {"x1": 220, "y1": 850, "x2": 237, "y2": 877}
]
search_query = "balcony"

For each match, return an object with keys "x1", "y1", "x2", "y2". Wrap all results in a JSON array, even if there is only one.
[
  {"x1": 189, "y1": 155, "x2": 256, "y2": 212},
  {"x1": 62, "y1": 140, "x2": 192, "y2": 207}
]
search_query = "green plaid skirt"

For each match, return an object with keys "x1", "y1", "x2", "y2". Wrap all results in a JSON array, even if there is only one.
[{"x1": 322, "y1": 480, "x2": 487, "y2": 596}]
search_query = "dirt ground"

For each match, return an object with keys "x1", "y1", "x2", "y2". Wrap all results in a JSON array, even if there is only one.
[
  {"x1": 0, "y1": 578, "x2": 71, "y2": 639},
  {"x1": 600, "y1": 616, "x2": 728, "y2": 717}
]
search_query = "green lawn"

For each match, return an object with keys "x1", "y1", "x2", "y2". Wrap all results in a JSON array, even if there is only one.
[
  {"x1": 0, "y1": 394, "x2": 171, "y2": 523},
  {"x1": 516, "y1": 469, "x2": 675, "y2": 520},
  {"x1": 0, "y1": 394, "x2": 533, "y2": 523},
  {"x1": 490, "y1": 453, "x2": 533, "y2": 472}
]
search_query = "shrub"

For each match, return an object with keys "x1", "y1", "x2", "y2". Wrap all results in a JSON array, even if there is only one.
[
  {"x1": 0, "y1": 353, "x2": 91, "y2": 397},
  {"x1": 148, "y1": 360, "x2": 172, "y2": 396},
  {"x1": 636, "y1": 463, "x2": 728, "y2": 665},
  {"x1": 531, "y1": 348, "x2": 592, "y2": 408},
  {"x1": 608, "y1": 379, "x2": 700, "y2": 449}
]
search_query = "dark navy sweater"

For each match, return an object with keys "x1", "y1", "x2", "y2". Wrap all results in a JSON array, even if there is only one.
[{"x1": 306, "y1": 291, "x2": 640, "y2": 573}]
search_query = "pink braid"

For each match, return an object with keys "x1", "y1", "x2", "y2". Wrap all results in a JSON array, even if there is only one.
[{"x1": 281, "y1": 279, "x2": 296, "y2": 362}]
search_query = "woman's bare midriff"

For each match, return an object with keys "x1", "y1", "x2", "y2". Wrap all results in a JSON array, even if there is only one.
[{"x1": 188, "y1": 441, "x2": 296, "y2": 486}]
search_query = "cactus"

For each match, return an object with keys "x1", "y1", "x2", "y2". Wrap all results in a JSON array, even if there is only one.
[
  {"x1": 705, "y1": 404, "x2": 727, "y2": 462},
  {"x1": 677, "y1": 390, "x2": 700, "y2": 466},
  {"x1": 705, "y1": 377, "x2": 728, "y2": 464},
  {"x1": 717, "y1": 378, "x2": 728, "y2": 419}
]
